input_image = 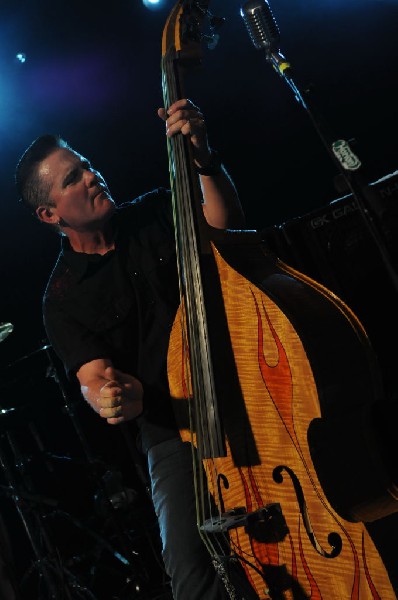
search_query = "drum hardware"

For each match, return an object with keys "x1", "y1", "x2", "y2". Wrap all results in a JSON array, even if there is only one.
[
  {"x1": 0, "y1": 362, "x2": 106, "y2": 600},
  {"x1": 43, "y1": 349, "x2": 145, "y2": 562},
  {"x1": 42, "y1": 345, "x2": 171, "y2": 598},
  {"x1": 94, "y1": 470, "x2": 138, "y2": 516},
  {"x1": 40, "y1": 508, "x2": 168, "y2": 599},
  {"x1": 45, "y1": 509, "x2": 133, "y2": 567},
  {"x1": 28, "y1": 421, "x2": 57, "y2": 474},
  {"x1": 20, "y1": 561, "x2": 98, "y2": 600},
  {"x1": 43, "y1": 346, "x2": 97, "y2": 464},
  {"x1": 2, "y1": 343, "x2": 52, "y2": 374},
  {"x1": 0, "y1": 432, "x2": 83, "y2": 599},
  {"x1": 0, "y1": 460, "x2": 151, "y2": 599},
  {"x1": 0, "y1": 322, "x2": 13, "y2": 343},
  {"x1": 42, "y1": 346, "x2": 154, "y2": 531},
  {"x1": 0, "y1": 407, "x2": 17, "y2": 415},
  {"x1": 1, "y1": 343, "x2": 170, "y2": 599},
  {"x1": 0, "y1": 483, "x2": 58, "y2": 509}
]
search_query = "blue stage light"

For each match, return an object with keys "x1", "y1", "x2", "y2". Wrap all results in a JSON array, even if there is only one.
[{"x1": 142, "y1": 0, "x2": 164, "y2": 10}]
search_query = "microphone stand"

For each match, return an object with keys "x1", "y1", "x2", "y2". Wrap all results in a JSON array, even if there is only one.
[{"x1": 263, "y1": 48, "x2": 398, "y2": 295}]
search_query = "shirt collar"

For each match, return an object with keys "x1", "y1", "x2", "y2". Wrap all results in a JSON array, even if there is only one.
[
  {"x1": 59, "y1": 214, "x2": 119, "y2": 280},
  {"x1": 60, "y1": 236, "x2": 91, "y2": 280}
]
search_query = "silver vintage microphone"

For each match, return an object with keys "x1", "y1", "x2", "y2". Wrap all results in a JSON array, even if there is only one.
[
  {"x1": 240, "y1": 0, "x2": 293, "y2": 79},
  {"x1": 240, "y1": 0, "x2": 280, "y2": 51}
]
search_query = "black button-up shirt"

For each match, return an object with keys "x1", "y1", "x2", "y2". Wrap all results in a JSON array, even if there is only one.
[{"x1": 43, "y1": 187, "x2": 181, "y2": 450}]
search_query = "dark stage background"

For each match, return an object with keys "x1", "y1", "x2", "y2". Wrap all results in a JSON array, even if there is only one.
[{"x1": 0, "y1": 0, "x2": 398, "y2": 598}]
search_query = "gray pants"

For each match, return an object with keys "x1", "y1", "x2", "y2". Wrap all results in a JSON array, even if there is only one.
[{"x1": 147, "y1": 437, "x2": 259, "y2": 600}]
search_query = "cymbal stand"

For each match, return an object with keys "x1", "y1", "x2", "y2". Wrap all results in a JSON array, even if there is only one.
[{"x1": 0, "y1": 429, "x2": 80, "y2": 599}]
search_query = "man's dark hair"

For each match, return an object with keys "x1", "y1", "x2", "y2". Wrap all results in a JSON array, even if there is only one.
[{"x1": 15, "y1": 134, "x2": 70, "y2": 211}]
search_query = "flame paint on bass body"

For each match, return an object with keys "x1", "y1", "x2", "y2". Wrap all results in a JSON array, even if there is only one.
[{"x1": 167, "y1": 237, "x2": 397, "y2": 599}]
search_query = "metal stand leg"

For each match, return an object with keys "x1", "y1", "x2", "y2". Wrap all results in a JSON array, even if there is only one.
[
  {"x1": 1, "y1": 344, "x2": 171, "y2": 599},
  {"x1": 0, "y1": 430, "x2": 97, "y2": 599}
]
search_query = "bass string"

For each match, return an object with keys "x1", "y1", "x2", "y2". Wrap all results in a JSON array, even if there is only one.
[{"x1": 161, "y1": 50, "x2": 229, "y2": 560}]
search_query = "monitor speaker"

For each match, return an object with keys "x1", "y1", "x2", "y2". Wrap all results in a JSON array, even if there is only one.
[{"x1": 262, "y1": 170, "x2": 398, "y2": 402}]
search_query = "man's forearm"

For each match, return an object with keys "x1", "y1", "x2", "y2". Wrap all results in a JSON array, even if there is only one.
[{"x1": 200, "y1": 166, "x2": 246, "y2": 230}]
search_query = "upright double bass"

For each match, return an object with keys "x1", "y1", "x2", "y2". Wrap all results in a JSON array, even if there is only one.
[{"x1": 163, "y1": 2, "x2": 398, "y2": 597}]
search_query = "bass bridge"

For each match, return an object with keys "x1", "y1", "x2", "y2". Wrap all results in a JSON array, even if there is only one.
[{"x1": 201, "y1": 503, "x2": 289, "y2": 543}]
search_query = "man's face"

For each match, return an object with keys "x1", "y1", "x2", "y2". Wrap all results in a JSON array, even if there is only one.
[{"x1": 37, "y1": 147, "x2": 115, "y2": 231}]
